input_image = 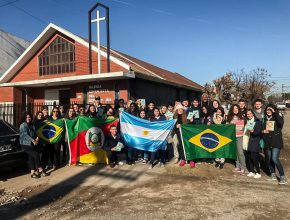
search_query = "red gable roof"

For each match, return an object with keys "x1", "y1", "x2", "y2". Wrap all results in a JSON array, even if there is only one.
[
  {"x1": 84, "y1": 38, "x2": 203, "y2": 91},
  {"x1": 112, "y1": 50, "x2": 204, "y2": 91}
]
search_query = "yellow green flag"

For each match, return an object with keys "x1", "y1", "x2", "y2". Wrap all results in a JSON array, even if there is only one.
[
  {"x1": 35, "y1": 119, "x2": 65, "y2": 144},
  {"x1": 180, "y1": 124, "x2": 237, "y2": 160}
]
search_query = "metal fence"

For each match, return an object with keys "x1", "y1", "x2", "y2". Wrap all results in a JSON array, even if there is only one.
[{"x1": 0, "y1": 101, "x2": 83, "y2": 127}]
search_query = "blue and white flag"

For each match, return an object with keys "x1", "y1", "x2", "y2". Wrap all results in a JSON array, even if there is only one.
[{"x1": 120, "y1": 112, "x2": 176, "y2": 152}]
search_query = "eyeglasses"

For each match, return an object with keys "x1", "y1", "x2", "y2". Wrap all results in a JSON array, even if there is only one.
[
  {"x1": 80, "y1": 108, "x2": 85, "y2": 111},
  {"x1": 53, "y1": 111, "x2": 59, "y2": 113}
]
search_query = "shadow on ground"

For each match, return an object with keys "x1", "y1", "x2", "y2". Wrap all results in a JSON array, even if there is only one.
[{"x1": 0, "y1": 164, "x2": 149, "y2": 219}]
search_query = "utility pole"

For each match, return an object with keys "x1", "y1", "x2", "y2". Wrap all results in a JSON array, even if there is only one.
[{"x1": 282, "y1": 84, "x2": 285, "y2": 103}]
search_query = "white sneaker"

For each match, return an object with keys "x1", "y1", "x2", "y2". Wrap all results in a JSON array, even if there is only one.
[
  {"x1": 254, "y1": 173, "x2": 261, "y2": 179},
  {"x1": 247, "y1": 172, "x2": 255, "y2": 177}
]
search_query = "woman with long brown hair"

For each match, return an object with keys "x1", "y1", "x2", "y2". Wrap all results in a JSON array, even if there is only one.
[
  {"x1": 20, "y1": 112, "x2": 48, "y2": 178},
  {"x1": 227, "y1": 104, "x2": 246, "y2": 175}
]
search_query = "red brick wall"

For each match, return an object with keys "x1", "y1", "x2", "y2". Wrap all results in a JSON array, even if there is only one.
[
  {"x1": 0, "y1": 87, "x2": 14, "y2": 102},
  {"x1": 10, "y1": 32, "x2": 127, "y2": 83},
  {"x1": 13, "y1": 88, "x2": 23, "y2": 104},
  {"x1": 0, "y1": 87, "x2": 23, "y2": 103}
]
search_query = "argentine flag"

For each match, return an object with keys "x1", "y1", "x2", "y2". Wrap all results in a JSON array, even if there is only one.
[{"x1": 120, "y1": 112, "x2": 176, "y2": 152}]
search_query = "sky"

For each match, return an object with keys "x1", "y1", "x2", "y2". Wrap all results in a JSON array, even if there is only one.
[{"x1": 0, "y1": 0, "x2": 290, "y2": 93}]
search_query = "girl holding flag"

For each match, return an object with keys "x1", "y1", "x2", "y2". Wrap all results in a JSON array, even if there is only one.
[
  {"x1": 172, "y1": 103, "x2": 188, "y2": 167},
  {"x1": 149, "y1": 107, "x2": 167, "y2": 169},
  {"x1": 48, "y1": 107, "x2": 61, "y2": 170},
  {"x1": 212, "y1": 107, "x2": 226, "y2": 169}
]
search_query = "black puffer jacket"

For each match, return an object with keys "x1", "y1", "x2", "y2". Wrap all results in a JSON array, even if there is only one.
[
  {"x1": 247, "y1": 119, "x2": 262, "y2": 153},
  {"x1": 263, "y1": 112, "x2": 284, "y2": 149}
]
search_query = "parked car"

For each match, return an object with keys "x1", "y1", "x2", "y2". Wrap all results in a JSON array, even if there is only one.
[
  {"x1": 0, "y1": 119, "x2": 26, "y2": 169},
  {"x1": 276, "y1": 102, "x2": 286, "y2": 111}
]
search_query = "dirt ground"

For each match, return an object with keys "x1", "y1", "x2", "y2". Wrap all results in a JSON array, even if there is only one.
[{"x1": 1, "y1": 112, "x2": 290, "y2": 220}]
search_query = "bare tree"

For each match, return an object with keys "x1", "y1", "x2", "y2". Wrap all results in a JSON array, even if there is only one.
[{"x1": 204, "y1": 68, "x2": 275, "y2": 104}]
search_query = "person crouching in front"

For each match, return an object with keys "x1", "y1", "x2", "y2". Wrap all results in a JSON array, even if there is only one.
[{"x1": 103, "y1": 125, "x2": 124, "y2": 168}]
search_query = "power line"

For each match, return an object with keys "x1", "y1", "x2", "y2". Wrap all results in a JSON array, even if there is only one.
[
  {"x1": 0, "y1": 0, "x2": 19, "y2": 8},
  {"x1": 2, "y1": 0, "x2": 48, "y2": 25}
]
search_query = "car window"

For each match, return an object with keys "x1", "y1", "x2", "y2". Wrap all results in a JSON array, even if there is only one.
[{"x1": 0, "y1": 120, "x2": 18, "y2": 136}]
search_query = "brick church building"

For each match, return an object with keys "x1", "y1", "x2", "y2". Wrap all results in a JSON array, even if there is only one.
[{"x1": 0, "y1": 23, "x2": 203, "y2": 110}]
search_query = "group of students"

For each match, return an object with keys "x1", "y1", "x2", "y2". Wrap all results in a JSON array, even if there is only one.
[{"x1": 19, "y1": 94, "x2": 286, "y2": 184}]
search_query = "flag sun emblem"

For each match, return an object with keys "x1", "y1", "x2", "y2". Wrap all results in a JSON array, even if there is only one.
[{"x1": 142, "y1": 130, "x2": 149, "y2": 136}]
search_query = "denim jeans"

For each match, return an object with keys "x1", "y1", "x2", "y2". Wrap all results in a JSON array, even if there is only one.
[
  {"x1": 143, "y1": 151, "x2": 149, "y2": 160},
  {"x1": 127, "y1": 147, "x2": 137, "y2": 163},
  {"x1": 236, "y1": 137, "x2": 246, "y2": 171},
  {"x1": 267, "y1": 148, "x2": 285, "y2": 176},
  {"x1": 150, "y1": 150, "x2": 165, "y2": 165}
]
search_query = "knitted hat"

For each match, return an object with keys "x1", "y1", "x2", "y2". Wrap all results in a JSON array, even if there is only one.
[{"x1": 174, "y1": 102, "x2": 184, "y2": 112}]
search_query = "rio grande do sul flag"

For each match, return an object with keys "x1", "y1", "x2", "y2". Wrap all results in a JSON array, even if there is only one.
[
  {"x1": 65, "y1": 116, "x2": 118, "y2": 165},
  {"x1": 35, "y1": 119, "x2": 65, "y2": 144},
  {"x1": 180, "y1": 124, "x2": 236, "y2": 160}
]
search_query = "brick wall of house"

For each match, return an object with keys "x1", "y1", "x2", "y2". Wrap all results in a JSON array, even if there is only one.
[
  {"x1": 0, "y1": 87, "x2": 14, "y2": 102},
  {"x1": 9, "y1": 32, "x2": 127, "y2": 83}
]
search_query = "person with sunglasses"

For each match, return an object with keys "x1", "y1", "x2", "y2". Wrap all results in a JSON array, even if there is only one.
[
  {"x1": 79, "y1": 105, "x2": 86, "y2": 116},
  {"x1": 105, "y1": 106, "x2": 115, "y2": 119},
  {"x1": 33, "y1": 111, "x2": 49, "y2": 170},
  {"x1": 20, "y1": 112, "x2": 48, "y2": 178},
  {"x1": 46, "y1": 107, "x2": 61, "y2": 170}
]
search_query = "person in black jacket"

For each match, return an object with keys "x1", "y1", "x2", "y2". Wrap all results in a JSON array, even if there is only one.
[
  {"x1": 127, "y1": 102, "x2": 139, "y2": 117},
  {"x1": 146, "y1": 101, "x2": 155, "y2": 120},
  {"x1": 103, "y1": 125, "x2": 124, "y2": 168},
  {"x1": 238, "y1": 99, "x2": 247, "y2": 120},
  {"x1": 244, "y1": 109, "x2": 263, "y2": 179},
  {"x1": 262, "y1": 104, "x2": 286, "y2": 184},
  {"x1": 187, "y1": 98, "x2": 202, "y2": 124}
]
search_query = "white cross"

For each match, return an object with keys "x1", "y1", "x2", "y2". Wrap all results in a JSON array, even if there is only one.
[{"x1": 91, "y1": 10, "x2": 106, "y2": 74}]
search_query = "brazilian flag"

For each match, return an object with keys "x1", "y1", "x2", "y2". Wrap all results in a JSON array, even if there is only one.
[
  {"x1": 35, "y1": 119, "x2": 65, "y2": 144},
  {"x1": 180, "y1": 124, "x2": 236, "y2": 160}
]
